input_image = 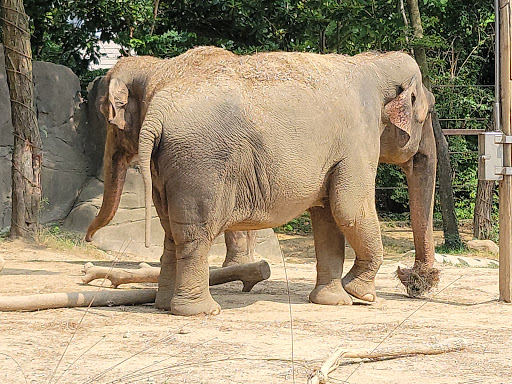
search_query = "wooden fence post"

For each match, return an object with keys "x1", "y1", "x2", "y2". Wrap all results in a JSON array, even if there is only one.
[{"x1": 498, "y1": 0, "x2": 512, "y2": 302}]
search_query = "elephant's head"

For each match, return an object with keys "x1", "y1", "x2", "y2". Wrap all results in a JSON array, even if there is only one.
[
  {"x1": 85, "y1": 66, "x2": 146, "y2": 242},
  {"x1": 380, "y1": 73, "x2": 435, "y2": 164}
]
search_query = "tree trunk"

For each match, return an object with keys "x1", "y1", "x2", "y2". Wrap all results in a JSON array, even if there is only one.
[
  {"x1": 406, "y1": 0, "x2": 462, "y2": 248},
  {"x1": 473, "y1": 180, "x2": 495, "y2": 239},
  {"x1": 319, "y1": 27, "x2": 326, "y2": 53},
  {"x1": 1, "y1": 0, "x2": 42, "y2": 242},
  {"x1": 431, "y1": 110, "x2": 462, "y2": 248}
]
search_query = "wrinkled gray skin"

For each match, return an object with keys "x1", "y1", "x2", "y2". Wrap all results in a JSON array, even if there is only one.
[
  {"x1": 95, "y1": 47, "x2": 437, "y2": 316},
  {"x1": 85, "y1": 56, "x2": 257, "y2": 310}
]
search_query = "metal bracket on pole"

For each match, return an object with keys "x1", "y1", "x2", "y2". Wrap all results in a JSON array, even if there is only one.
[
  {"x1": 478, "y1": 132, "x2": 512, "y2": 181},
  {"x1": 495, "y1": 135, "x2": 512, "y2": 144},
  {"x1": 497, "y1": 167, "x2": 512, "y2": 176}
]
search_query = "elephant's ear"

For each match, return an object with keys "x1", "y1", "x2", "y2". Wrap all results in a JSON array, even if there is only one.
[
  {"x1": 384, "y1": 79, "x2": 418, "y2": 147},
  {"x1": 384, "y1": 84, "x2": 415, "y2": 136},
  {"x1": 107, "y1": 78, "x2": 129, "y2": 130}
]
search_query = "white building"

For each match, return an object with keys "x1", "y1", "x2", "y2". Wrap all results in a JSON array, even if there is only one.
[{"x1": 90, "y1": 41, "x2": 131, "y2": 70}]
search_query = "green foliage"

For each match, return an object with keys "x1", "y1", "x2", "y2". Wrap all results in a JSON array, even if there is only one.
[
  {"x1": 275, "y1": 212, "x2": 312, "y2": 235},
  {"x1": 435, "y1": 242, "x2": 468, "y2": 255},
  {"x1": 79, "y1": 68, "x2": 109, "y2": 99},
  {"x1": 25, "y1": 0, "x2": 155, "y2": 75},
  {"x1": 376, "y1": 164, "x2": 409, "y2": 213}
]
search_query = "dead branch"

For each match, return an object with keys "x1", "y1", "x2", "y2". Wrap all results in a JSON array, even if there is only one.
[
  {"x1": 307, "y1": 338, "x2": 466, "y2": 384},
  {"x1": 82, "y1": 262, "x2": 159, "y2": 287},
  {"x1": 82, "y1": 260, "x2": 271, "y2": 292}
]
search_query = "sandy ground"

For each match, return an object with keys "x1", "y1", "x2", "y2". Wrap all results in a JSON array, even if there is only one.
[{"x1": 0, "y1": 228, "x2": 510, "y2": 384}]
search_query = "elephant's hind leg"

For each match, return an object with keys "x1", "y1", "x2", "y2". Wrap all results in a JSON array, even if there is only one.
[
  {"x1": 223, "y1": 230, "x2": 256, "y2": 267},
  {"x1": 152, "y1": 184, "x2": 177, "y2": 310},
  {"x1": 309, "y1": 205, "x2": 352, "y2": 306},
  {"x1": 329, "y1": 163, "x2": 383, "y2": 302},
  {"x1": 155, "y1": 237, "x2": 177, "y2": 310}
]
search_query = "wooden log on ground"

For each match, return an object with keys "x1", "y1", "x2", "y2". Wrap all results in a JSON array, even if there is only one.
[
  {"x1": 210, "y1": 261, "x2": 271, "y2": 292},
  {"x1": 0, "y1": 290, "x2": 157, "y2": 312},
  {"x1": 307, "y1": 338, "x2": 466, "y2": 384},
  {"x1": 82, "y1": 262, "x2": 160, "y2": 287},
  {"x1": 0, "y1": 261, "x2": 271, "y2": 312},
  {"x1": 83, "y1": 260, "x2": 271, "y2": 292}
]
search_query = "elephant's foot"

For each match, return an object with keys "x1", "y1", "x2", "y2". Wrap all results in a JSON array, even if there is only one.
[
  {"x1": 342, "y1": 268, "x2": 377, "y2": 302},
  {"x1": 155, "y1": 276, "x2": 175, "y2": 311},
  {"x1": 155, "y1": 289, "x2": 173, "y2": 311},
  {"x1": 171, "y1": 294, "x2": 221, "y2": 316},
  {"x1": 309, "y1": 280, "x2": 353, "y2": 305},
  {"x1": 222, "y1": 252, "x2": 255, "y2": 267},
  {"x1": 396, "y1": 265, "x2": 440, "y2": 298}
]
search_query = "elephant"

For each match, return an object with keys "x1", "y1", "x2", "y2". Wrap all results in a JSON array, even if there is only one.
[
  {"x1": 84, "y1": 56, "x2": 258, "y2": 310},
  {"x1": 89, "y1": 46, "x2": 437, "y2": 316}
]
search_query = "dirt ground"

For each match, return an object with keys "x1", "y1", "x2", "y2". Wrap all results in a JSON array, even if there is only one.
[{"x1": 1, "y1": 227, "x2": 511, "y2": 384}]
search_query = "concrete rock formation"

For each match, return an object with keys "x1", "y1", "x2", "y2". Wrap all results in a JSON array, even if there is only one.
[
  {"x1": 0, "y1": 44, "x2": 102, "y2": 229},
  {"x1": 467, "y1": 239, "x2": 499, "y2": 255}
]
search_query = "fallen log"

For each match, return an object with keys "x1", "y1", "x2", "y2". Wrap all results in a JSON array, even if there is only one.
[
  {"x1": 0, "y1": 260, "x2": 271, "y2": 312},
  {"x1": 83, "y1": 260, "x2": 271, "y2": 292},
  {"x1": 307, "y1": 338, "x2": 466, "y2": 384},
  {"x1": 0, "y1": 289, "x2": 157, "y2": 312}
]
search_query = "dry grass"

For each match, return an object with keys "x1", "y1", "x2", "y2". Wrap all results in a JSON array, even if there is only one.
[
  {"x1": 39, "y1": 225, "x2": 107, "y2": 260},
  {"x1": 396, "y1": 265, "x2": 441, "y2": 297}
]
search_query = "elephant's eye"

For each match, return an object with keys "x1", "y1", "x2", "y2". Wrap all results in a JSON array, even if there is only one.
[{"x1": 411, "y1": 94, "x2": 416, "y2": 105}]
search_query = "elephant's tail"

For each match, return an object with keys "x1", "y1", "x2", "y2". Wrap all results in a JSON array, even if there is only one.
[{"x1": 138, "y1": 107, "x2": 164, "y2": 248}]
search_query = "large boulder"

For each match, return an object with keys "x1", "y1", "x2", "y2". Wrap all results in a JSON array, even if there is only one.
[
  {"x1": 33, "y1": 61, "x2": 90, "y2": 222},
  {"x1": 82, "y1": 76, "x2": 107, "y2": 174},
  {"x1": 467, "y1": 239, "x2": 499, "y2": 255},
  {"x1": 0, "y1": 45, "x2": 104, "y2": 230}
]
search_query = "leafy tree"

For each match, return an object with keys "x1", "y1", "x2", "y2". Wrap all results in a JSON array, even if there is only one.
[
  {"x1": 25, "y1": 0, "x2": 154, "y2": 75},
  {"x1": 20, "y1": 0, "x2": 497, "y2": 234}
]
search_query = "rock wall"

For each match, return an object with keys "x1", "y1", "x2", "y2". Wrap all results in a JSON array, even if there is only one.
[{"x1": 0, "y1": 44, "x2": 102, "y2": 229}]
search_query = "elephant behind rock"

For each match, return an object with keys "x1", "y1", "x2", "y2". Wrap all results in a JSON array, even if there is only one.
[
  {"x1": 84, "y1": 53, "x2": 259, "y2": 311},
  {"x1": 133, "y1": 47, "x2": 437, "y2": 316}
]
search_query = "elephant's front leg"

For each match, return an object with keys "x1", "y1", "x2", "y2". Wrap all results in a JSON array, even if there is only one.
[
  {"x1": 309, "y1": 204, "x2": 352, "y2": 305},
  {"x1": 329, "y1": 161, "x2": 383, "y2": 302},
  {"x1": 223, "y1": 230, "x2": 256, "y2": 267},
  {"x1": 171, "y1": 228, "x2": 220, "y2": 316}
]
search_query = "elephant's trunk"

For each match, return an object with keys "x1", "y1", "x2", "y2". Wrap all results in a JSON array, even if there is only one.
[
  {"x1": 138, "y1": 115, "x2": 163, "y2": 248},
  {"x1": 86, "y1": 129, "x2": 130, "y2": 241},
  {"x1": 398, "y1": 114, "x2": 439, "y2": 296}
]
